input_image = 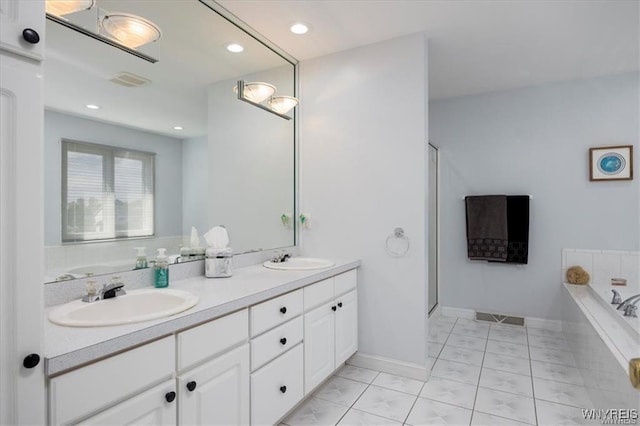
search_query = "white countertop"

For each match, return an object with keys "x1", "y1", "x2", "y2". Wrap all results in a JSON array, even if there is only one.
[{"x1": 45, "y1": 259, "x2": 360, "y2": 376}]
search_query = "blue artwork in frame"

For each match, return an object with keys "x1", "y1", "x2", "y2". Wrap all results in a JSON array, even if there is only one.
[{"x1": 589, "y1": 145, "x2": 633, "y2": 181}]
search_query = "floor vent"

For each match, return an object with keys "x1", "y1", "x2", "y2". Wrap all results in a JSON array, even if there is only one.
[
  {"x1": 475, "y1": 311, "x2": 525, "y2": 326},
  {"x1": 109, "y1": 72, "x2": 151, "y2": 87}
]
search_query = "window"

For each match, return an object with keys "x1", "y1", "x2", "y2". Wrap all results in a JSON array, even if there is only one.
[{"x1": 62, "y1": 140, "x2": 155, "y2": 242}]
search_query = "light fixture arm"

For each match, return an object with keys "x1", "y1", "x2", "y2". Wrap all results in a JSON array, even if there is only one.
[{"x1": 236, "y1": 80, "x2": 292, "y2": 120}]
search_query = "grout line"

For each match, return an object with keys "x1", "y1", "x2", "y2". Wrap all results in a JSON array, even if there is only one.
[
  {"x1": 526, "y1": 327, "x2": 539, "y2": 425},
  {"x1": 469, "y1": 336, "x2": 487, "y2": 424}
]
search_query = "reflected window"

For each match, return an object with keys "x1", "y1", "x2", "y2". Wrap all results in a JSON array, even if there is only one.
[{"x1": 61, "y1": 140, "x2": 154, "y2": 242}]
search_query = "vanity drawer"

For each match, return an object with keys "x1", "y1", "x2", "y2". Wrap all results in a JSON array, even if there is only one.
[
  {"x1": 251, "y1": 316, "x2": 303, "y2": 371},
  {"x1": 49, "y1": 336, "x2": 175, "y2": 425},
  {"x1": 250, "y1": 289, "x2": 302, "y2": 337},
  {"x1": 177, "y1": 308, "x2": 248, "y2": 371},
  {"x1": 303, "y1": 278, "x2": 334, "y2": 310},
  {"x1": 335, "y1": 269, "x2": 357, "y2": 297},
  {"x1": 250, "y1": 343, "x2": 303, "y2": 426}
]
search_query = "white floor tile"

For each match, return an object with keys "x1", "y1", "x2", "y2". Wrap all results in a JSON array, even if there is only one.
[
  {"x1": 530, "y1": 360, "x2": 584, "y2": 386},
  {"x1": 446, "y1": 334, "x2": 487, "y2": 352},
  {"x1": 535, "y1": 399, "x2": 598, "y2": 425},
  {"x1": 313, "y1": 376, "x2": 368, "y2": 407},
  {"x1": 526, "y1": 327, "x2": 564, "y2": 339},
  {"x1": 336, "y1": 365, "x2": 379, "y2": 384},
  {"x1": 283, "y1": 397, "x2": 349, "y2": 426},
  {"x1": 426, "y1": 357, "x2": 437, "y2": 370},
  {"x1": 431, "y1": 321, "x2": 456, "y2": 334},
  {"x1": 431, "y1": 358, "x2": 481, "y2": 385},
  {"x1": 337, "y1": 409, "x2": 401, "y2": 425},
  {"x1": 428, "y1": 342, "x2": 444, "y2": 358},
  {"x1": 352, "y1": 386, "x2": 417, "y2": 423},
  {"x1": 405, "y1": 398, "x2": 473, "y2": 426},
  {"x1": 529, "y1": 346, "x2": 576, "y2": 367},
  {"x1": 428, "y1": 330, "x2": 451, "y2": 344},
  {"x1": 452, "y1": 322, "x2": 490, "y2": 339},
  {"x1": 438, "y1": 344, "x2": 484, "y2": 366},
  {"x1": 471, "y1": 411, "x2": 531, "y2": 425},
  {"x1": 482, "y1": 352, "x2": 531, "y2": 376},
  {"x1": 488, "y1": 326, "x2": 528, "y2": 345},
  {"x1": 528, "y1": 333, "x2": 571, "y2": 351},
  {"x1": 533, "y1": 377, "x2": 592, "y2": 408},
  {"x1": 419, "y1": 376, "x2": 477, "y2": 409},
  {"x1": 372, "y1": 373, "x2": 425, "y2": 396},
  {"x1": 479, "y1": 367, "x2": 533, "y2": 397},
  {"x1": 485, "y1": 339, "x2": 529, "y2": 358},
  {"x1": 474, "y1": 387, "x2": 536, "y2": 425}
]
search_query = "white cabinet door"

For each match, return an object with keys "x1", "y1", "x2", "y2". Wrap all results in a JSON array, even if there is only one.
[
  {"x1": 178, "y1": 344, "x2": 249, "y2": 426},
  {"x1": 335, "y1": 290, "x2": 358, "y2": 367},
  {"x1": 81, "y1": 380, "x2": 176, "y2": 426},
  {"x1": 0, "y1": 0, "x2": 44, "y2": 61},
  {"x1": 0, "y1": 56, "x2": 44, "y2": 425},
  {"x1": 304, "y1": 301, "x2": 335, "y2": 394}
]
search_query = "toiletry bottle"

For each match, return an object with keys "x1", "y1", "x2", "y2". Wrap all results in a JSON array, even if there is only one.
[
  {"x1": 135, "y1": 247, "x2": 148, "y2": 269},
  {"x1": 154, "y1": 248, "x2": 169, "y2": 288}
]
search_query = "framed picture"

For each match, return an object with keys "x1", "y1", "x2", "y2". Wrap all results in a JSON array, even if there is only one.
[{"x1": 589, "y1": 145, "x2": 633, "y2": 181}]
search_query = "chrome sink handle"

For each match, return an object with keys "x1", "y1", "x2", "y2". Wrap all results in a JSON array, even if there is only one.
[
  {"x1": 611, "y1": 289, "x2": 622, "y2": 304},
  {"x1": 101, "y1": 282, "x2": 126, "y2": 299},
  {"x1": 624, "y1": 303, "x2": 638, "y2": 318},
  {"x1": 617, "y1": 294, "x2": 640, "y2": 311}
]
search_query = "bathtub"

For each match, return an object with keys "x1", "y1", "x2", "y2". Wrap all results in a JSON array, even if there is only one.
[{"x1": 562, "y1": 282, "x2": 639, "y2": 410}]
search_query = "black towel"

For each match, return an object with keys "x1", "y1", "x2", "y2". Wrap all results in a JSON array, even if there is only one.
[
  {"x1": 465, "y1": 195, "x2": 508, "y2": 261},
  {"x1": 505, "y1": 195, "x2": 530, "y2": 264}
]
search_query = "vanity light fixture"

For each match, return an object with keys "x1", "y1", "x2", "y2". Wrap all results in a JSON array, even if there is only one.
[
  {"x1": 290, "y1": 22, "x2": 309, "y2": 35},
  {"x1": 86, "y1": 104, "x2": 100, "y2": 110},
  {"x1": 101, "y1": 13, "x2": 162, "y2": 49},
  {"x1": 235, "y1": 80, "x2": 297, "y2": 120},
  {"x1": 226, "y1": 43, "x2": 244, "y2": 53},
  {"x1": 45, "y1": 0, "x2": 95, "y2": 17},
  {"x1": 173, "y1": 126, "x2": 183, "y2": 130}
]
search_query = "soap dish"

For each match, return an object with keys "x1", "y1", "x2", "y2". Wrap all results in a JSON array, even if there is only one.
[{"x1": 612, "y1": 278, "x2": 627, "y2": 286}]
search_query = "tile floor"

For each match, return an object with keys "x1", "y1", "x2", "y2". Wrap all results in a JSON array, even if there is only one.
[{"x1": 281, "y1": 315, "x2": 596, "y2": 425}]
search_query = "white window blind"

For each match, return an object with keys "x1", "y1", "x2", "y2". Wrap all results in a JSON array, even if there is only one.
[{"x1": 62, "y1": 140, "x2": 155, "y2": 242}]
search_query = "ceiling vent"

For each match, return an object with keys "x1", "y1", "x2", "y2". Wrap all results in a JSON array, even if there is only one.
[{"x1": 109, "y1": 72, "x2": 151, "y2": 87}]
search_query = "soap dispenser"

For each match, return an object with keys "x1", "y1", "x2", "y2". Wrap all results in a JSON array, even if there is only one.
[
  {"x1": 154, "y1": 248, "x2": 169, "y2": 288},
  {"x1": 134, "y1": 247, "x2": 148, "y2": 269}
]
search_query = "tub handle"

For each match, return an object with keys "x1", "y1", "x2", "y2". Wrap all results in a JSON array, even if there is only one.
[{"x1": 629, "y1": 358, "x2": 640, "y2": 390}]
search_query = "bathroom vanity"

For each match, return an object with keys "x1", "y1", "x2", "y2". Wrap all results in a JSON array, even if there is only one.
[{"x1": 45, "y1": 261, "x2": 359, "y2": 425}]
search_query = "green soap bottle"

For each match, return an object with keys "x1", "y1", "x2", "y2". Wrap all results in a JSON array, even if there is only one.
[{"x1": 154, "y1": 248, "x2": 169, "y2": 288}]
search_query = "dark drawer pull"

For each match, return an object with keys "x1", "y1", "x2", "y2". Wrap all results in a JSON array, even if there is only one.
[
  {"x1": 280, "y1": 385, "x2": 287, "y2": 394},
  {"x1": 23, "y1": 353, "x2": 40, "y2": 369},
  {"x1": 331, "y1": 305, "x2": 337, "y2": 312},
  {"x1": 165, "y1": 391, "x2": 176, "y2": 403},
  {"x1": 280, "y1": 337, "x2": 287, "y2": 345},
  {"x1": 280, "y1": 306, "x2": 287, "y2": 314},
  {"x1": 186, "y1": 381, "x2": 197, "y2": 392},
  {"x1": 337, "y1": 302, "x2": 343, "y2": 308}
]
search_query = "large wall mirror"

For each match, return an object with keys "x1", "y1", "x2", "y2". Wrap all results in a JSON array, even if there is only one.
[{"x1": 43, "y1": 0, "x2": 296, "y2": 283}]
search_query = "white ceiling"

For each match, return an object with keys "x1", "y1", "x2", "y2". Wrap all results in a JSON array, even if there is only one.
[{"x1": 218, "y1": 0, "x2": 640, "y2": 100}]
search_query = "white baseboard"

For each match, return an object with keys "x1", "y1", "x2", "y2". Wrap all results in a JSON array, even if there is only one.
[
  {"x1": 347, "y1": 352, "x2": 430, "y2": 381},
  {"x1": 439, "y1": 306, "x2": 563, "y2": 331}
]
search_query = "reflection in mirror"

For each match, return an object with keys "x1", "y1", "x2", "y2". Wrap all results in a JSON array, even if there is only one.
[{"x1": 43, "y1": 0, "x2": 296, "y2": 283}]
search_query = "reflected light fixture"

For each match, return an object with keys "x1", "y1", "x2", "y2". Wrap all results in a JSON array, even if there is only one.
[
  {"x1": 268, "y1": 96, "x2": 299, "y2": 115},
  {"x1": 233, "y1": 82, "x2": 276, "y2": 104},
  {"x1": 45, "y1": 0, "x2": 95, "y2": 17},
  {"x1": 226, "y1": 43, "x2": 244, "y2": 53},
  {"x1": 86, "y1": 104, "x2": 100, "y2": 109},
  {"x1": 173, "y1": 126, "x2": 183, "y2": 130},
  {"x1": 290, "y1": 22, "x2": 309, "y2": 35},
  {"x1": 101, "y1": 13, "x2": 162, "y2": 49}
]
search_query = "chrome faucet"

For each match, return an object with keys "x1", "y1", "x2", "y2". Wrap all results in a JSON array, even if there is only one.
[
  {"x1": 611, "y1": 289, "x2": 622, "y2": 304},
  {"x1": 617, "y1": 294, "x2": 640, "y2": 317},
  {"x1": 82, "y1": 278, "x2": 126, "y2": 303},
  {"x1": 271, "y1": 251, "x2": 291, "y2": 263}
]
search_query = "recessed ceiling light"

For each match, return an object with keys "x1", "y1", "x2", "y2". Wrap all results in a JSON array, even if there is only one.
[
  {"x1": 86, "y1": 104, "x2": 100, "y2": 110},
  {"x1": 226, "y1": 43, "x2": 244, "y2": 53},
  {"x1": 290, "y1": 23, "x2": 309, "y2": 35},
  {"x1": 173, "y1": 126, "x2": 183, "y2": 130}
]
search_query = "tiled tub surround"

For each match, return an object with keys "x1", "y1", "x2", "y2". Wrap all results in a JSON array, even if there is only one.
[
  {"x1": 284, "y1": 315, "x2": 595, "y2": 425},
  {"x1": 562, "y1": 284, "x2": 639, "y2": 412},
  {"x1": 44, "y1": 258, "x2": 357, "y2": 376},
  {"x1": 562, "y1": 248, "x2": 639, "y2": 290}
]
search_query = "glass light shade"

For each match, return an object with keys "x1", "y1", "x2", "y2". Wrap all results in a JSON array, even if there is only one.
[
  {"x1": 101, "y1": 13, "x2": 162, "y2": 49},
  {"x1": 268, "y1": 96, "x2": 299, "y2": 114},
  {"x1": 233, "y1": 82, "x2": 276, "y2": 104},
  {"x1": 46, "y1": 0, "x2": 95, "y2": 17}
]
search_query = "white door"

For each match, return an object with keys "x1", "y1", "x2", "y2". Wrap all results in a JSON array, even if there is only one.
[
  {"x1": 178, "y1": 344, "x2": 250, "y2": 426},
  {"x1": 303, "y1": 301, "x2": 335, "y2": 394},
  {"x1": 82, "y1": 380, "x2": 176, "y2": 425},
  {"x1": 335, "y1": 290, "x2": 358, "y2": 367},
  {"x1": 0, "y1": 0, "x2": 44, "y2": 61},
  {"x1": 0, "y1": 56, "x2": 44, "y2": 425}
]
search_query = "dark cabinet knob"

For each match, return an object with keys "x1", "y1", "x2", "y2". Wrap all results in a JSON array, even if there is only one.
[
  {"x1": 331, "y1": 305, "x2": 337, "y2": 311},
  {"x1": 280, "y1": 337, "x2": 287, "y2": 345},
  {"x1": 280, "y1": 306, "x2": 287, "y2": 314},
  {"x1": 22, "y1": 28, "x2": 40, "y2": 44},
  {"x1": 337, "y1": 302, "x2": 343, "y2": 308},
  {"x1": 280, "y1": 385, "x2": 287, "y2": 394},
  {"x1": 165, "y1": 391, "x2": 176, "y2": 403},
  {"x1": 186, "y1": 381, "x2": 197, "y2": 392},
  {"x1": 23, "y1": 353, "x2": 40, "y2": 369}
]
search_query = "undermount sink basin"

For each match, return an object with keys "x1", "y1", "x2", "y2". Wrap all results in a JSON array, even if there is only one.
[
  {"x1": 49, "y1": 288, "x2": 199, "y2": 327},
  {"x1": 263, "y1": 257, "x2": 334, "y2": 271}
]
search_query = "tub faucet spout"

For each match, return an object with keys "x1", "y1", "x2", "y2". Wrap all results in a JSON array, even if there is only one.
[{"x1": 617, "y1": 294, "x2": 640, "y2": 314}]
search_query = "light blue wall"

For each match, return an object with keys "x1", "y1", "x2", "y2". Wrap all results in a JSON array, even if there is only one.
[
  {"x1": 44, "y1": 111, "x2": 184, "y2": 245},
  {"x1": 182, "y1": 135, "x2": 208, "y2": 235},
  {"x1": 431, "y1": 72, "x2": 639, "y2": 320}
]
